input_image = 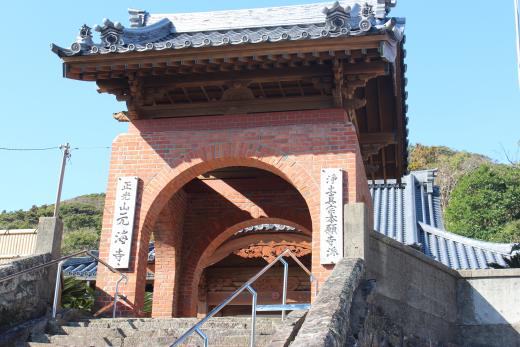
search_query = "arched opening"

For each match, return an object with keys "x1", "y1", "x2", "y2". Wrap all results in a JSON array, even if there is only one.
[
  {"x1": 148, "y1": 166, "x2": 313, "y2": 317},
  {"x1": 199, "y1": 224, "x2": 312, "y2": 317}
]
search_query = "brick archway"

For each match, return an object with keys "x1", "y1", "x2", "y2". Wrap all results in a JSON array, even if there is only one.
[
  {"x1": 177, "y1": 218, "x2": 311, "y2": 316},
  {"x1": 96, "y1": 110, "x2": 367, "y2": 316},
  {"x1": 138, "y1": 143, "x2": 319, "y2": 235},
  {"x1": 104, "y1": 142, "x2": 320, "y2": 315}
]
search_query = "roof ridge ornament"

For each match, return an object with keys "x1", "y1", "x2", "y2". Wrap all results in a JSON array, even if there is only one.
[
  {"x1": 359, "y1": 3, "x2": 375, "y2": 32},
  {"x1": 128, "y1": 8, "x2": 148, "y2": 28},
  {"x1": 94, "y1": 19, "x2": 125, "y2": 48},
  {"x1": 323, "y1": 2, "x2": 352, "y2": 33},
  {"x1": 70, "y1": 24, "x2": 93, "y2": 54}
]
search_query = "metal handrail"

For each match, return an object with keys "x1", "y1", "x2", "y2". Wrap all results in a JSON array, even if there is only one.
[
  {"x1": 171, "y1": 248, "x2": 317, "y2": 347},
  {"x1": 0, "y1": 250, "x2": 128, "y2": 319}
]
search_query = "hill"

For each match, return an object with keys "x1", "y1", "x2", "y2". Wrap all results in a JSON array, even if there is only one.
[
  {"x1": 409, "y1": 144, "x2": 520, "y2": 243},
  {"x1": 408, "y1": 144, "x2": 491, "y2": 213},
  {"x1": 0, "y1": 194, "x2": 105, "y2": 254}
]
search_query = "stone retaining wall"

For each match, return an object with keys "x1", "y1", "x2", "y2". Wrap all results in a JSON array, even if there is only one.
[
  {"x1": 291, "y1": 258, "x2": 365, "y2": 346},
  {"x1": 0, "y1": 253, "x2": 52, "y2": 332}
]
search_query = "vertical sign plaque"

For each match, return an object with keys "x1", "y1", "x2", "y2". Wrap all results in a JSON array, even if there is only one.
[
  {"x1": 320, "y1": 168, "x2": 343, "y2": 264},
  {"x1": 108, "y1": 176, "x2": 138, "y2": 269}
]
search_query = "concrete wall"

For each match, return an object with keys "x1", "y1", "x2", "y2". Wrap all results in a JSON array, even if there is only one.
[
  {"x1": 366, "y1": 232, "x2": 520, "y2": 346},
  {"x1": 457, "y1": 269, "x2": 520, "y2": 347},
  {"x1": 0, "y1": 253, "x2": 52, "y2": 332},
  {"x1": 366, "y1": 232, "x2": 460, "y2": 345}
]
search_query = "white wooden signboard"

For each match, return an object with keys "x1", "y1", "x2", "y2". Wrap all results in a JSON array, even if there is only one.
[
  {"x1": 320, "y1": 168, "x2": 343, "y2": 264},
  {"x1": 108, "y1": 176, "x2": 138, "y2": 269}
]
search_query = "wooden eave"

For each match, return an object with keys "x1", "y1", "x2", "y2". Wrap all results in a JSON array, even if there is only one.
[{"x1": 59, "y1": 33, "x2": 407, "y2": 180}]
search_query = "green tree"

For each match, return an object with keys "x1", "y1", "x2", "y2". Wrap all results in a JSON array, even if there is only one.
[
  {"x1": 409, "y1": 144, "x2": 490, "y2": 212},
  {"x1": 445, "y1": 164, "x2": 520, "y2": 242},
  {"x1": 62, "y1": 228, "x2": 100, "y2": 255}
]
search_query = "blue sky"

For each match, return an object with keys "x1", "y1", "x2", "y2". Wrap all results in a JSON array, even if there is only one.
[{"x1": 0, "y1": 0, "x2": 519, "y2": 212}]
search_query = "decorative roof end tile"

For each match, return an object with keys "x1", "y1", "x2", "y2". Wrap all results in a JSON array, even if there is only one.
[{"x1": 94, "y1": 19, "x2": 125, "y2": 48}]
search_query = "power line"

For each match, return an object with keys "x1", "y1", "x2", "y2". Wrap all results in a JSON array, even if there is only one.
[
  {"x1": 515, "y1": 0, "x2": 520, "y2": 87},
  {"x1": 71, "y1": 146, "x2": 111, "y2": 150},
  {"x1": 0, "y1": 146, "x2": 59, "y2": 151},
  {"x1": 0, "y1": 145, "x2": 112, "y2": 152}
]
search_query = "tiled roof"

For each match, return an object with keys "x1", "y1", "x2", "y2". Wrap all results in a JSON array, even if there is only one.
[
  {"x1": 51, "y1": 1, "x2": 404, "y2": 57},
  {"x1": 370, "y1": 170, "x2": 517, "y2": 269},
  {"x1": 143, "y1": 1, "x2": 395, "y2": 31}
]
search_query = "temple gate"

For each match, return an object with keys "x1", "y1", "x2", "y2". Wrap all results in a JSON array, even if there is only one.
[{"x1": 52, "y1": 1, "x2": 407, "y2": 317}]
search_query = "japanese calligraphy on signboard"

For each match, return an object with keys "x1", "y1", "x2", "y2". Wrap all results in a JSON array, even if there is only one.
[
  {"x1": 320, "y1": 168, "x2": 343, "y2": 264},
  {"x1": 108, "y1": 176, "x2": 138, "y2": 269}
]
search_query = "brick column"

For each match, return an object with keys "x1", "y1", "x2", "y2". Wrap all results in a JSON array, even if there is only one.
[{"x1": 152, "y1": 191, "x2": 187, "y2": 317}]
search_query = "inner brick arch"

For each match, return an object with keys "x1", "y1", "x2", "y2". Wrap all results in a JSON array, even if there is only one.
[
  {"x1": 180, "y1": 217, "x2": 312, "y2": 316},
  {"x1": 206, "y1": 233, "x2": 312, "y2": 268}
]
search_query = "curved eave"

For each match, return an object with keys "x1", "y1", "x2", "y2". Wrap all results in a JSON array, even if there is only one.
[
  {"x1": 52, "y1": 23, "x2": 402, "y2": 59},
  {"x1": 419, "y1": 222, "x2": 515, "y2": 255},
  {"x1": 419, "y1": 222, "x2": 515, "y2": 269},
  {"x1": 50, "y1": 43, "x2": 75, "y2": 58}
]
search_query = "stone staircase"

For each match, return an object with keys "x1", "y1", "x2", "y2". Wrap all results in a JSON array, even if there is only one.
[{"x1": 26, "y1": 317, "x2": 280, "y2": 347}]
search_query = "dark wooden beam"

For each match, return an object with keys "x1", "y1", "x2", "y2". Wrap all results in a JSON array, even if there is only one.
[
  {"x1": 137, "y1": 95, "x2": 335, "y2": 119},
  {"x1": 359, "y1": 132, "x2": 397, "y2": 145}
]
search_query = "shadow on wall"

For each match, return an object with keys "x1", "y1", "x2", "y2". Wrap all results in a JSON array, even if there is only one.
[
  {"x1": 366, "y1": 232, "x2": 520, "y2": 347},
  {"x1": 457, "y1": 271, "x2": 520, "y2": 347}
]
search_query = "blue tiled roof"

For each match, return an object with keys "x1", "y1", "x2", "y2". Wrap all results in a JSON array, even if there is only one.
[
  {"x1": 51, "y1": 1, "x2": 404, "y2": 57},
  {"x1": 370, "y1": 170, "x2": 517, "y2": 269}
]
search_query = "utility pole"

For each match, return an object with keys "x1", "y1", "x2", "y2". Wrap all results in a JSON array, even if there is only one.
[
  {"x1": 53, "y1": 143, "x2": 71, "y2": 218},
  {"x1": 515, "y1": 0, "x2": 520, "y2": 87}
]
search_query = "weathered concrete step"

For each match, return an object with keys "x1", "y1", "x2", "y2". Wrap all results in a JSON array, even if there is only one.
[
  {"x1": 26, "y1": 342, "x2": 267, "y2": 347},
  {"x1": 125, "y1": 334, "x2": 272, "y2": 347},
  {"x1": 49, "y1": 325, "x2": 276, "y2": 338},
  {"x1": 67, "y1": 318, "x2": 278, "y2": 330},
  {"x1": 39, "y1": 333, "x2": 271, "y2": 347}
]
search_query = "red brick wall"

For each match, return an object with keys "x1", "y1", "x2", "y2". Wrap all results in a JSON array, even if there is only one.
[{"x1": 96, "y1": 108, "x2": 370, "y2": 316}]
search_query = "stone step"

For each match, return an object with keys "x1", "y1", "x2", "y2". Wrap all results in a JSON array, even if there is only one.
[
  {"x1": 67, "y1": 318, "x2": 278, "y2": 330},
  {"x1": 38, "y1": 333, "x2": 271, "y2": 347},
  {"x1": 48, "y1": 325, "x2": 276, "y2": 338},
  {"x1": 126, "y1": 334, "x2": 272, "y2": 346}
]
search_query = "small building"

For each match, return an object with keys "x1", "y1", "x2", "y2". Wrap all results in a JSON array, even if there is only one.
[{"x1": 0, "y1": 229, "x2": 38, "y2": 264}]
